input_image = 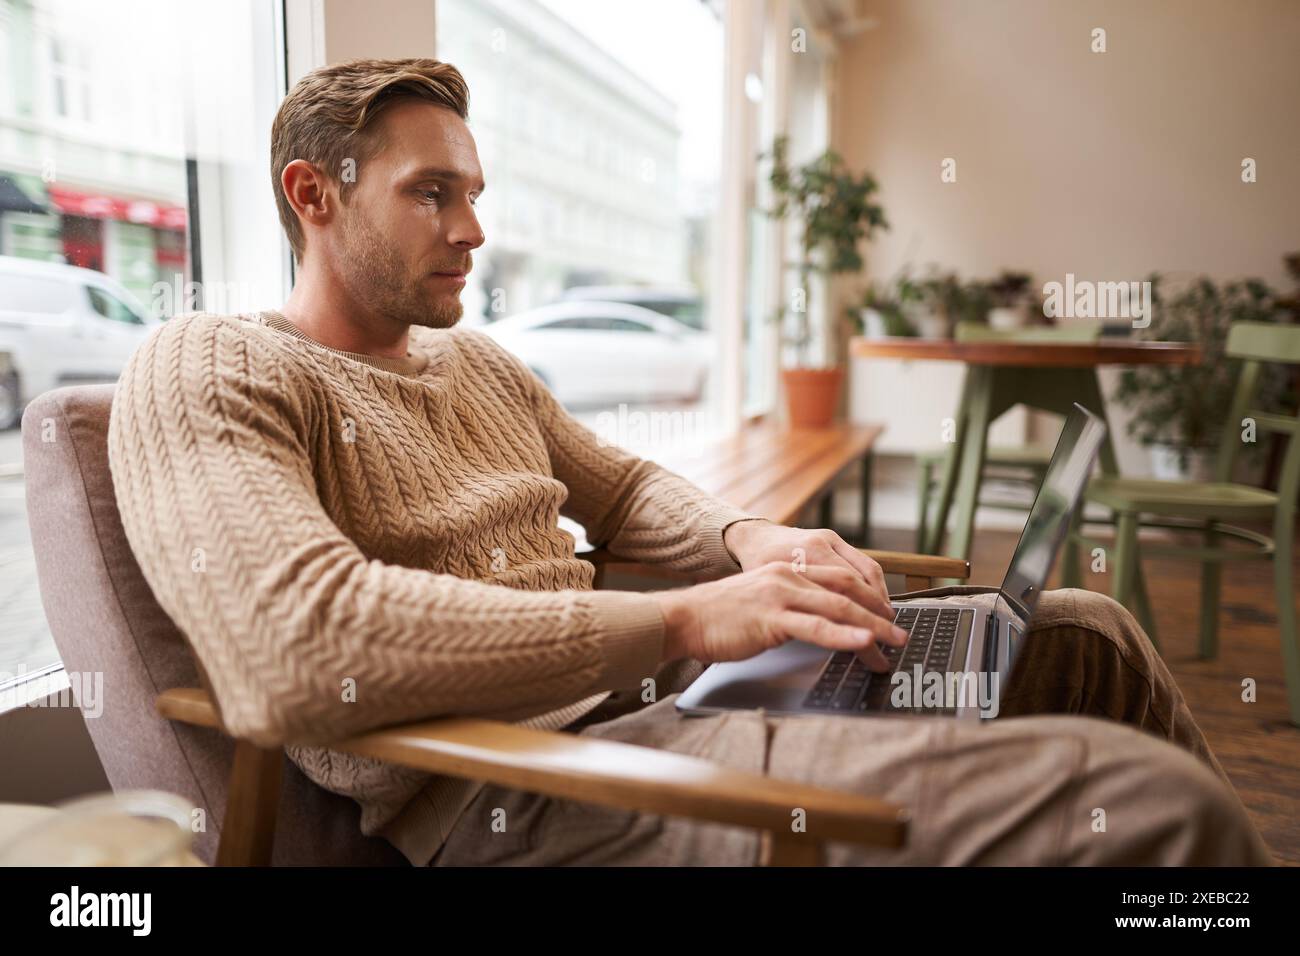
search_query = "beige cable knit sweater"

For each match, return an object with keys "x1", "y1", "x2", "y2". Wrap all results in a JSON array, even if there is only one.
[{"x1": 107, "y1": 309, "x2": 764, "y2": 865}]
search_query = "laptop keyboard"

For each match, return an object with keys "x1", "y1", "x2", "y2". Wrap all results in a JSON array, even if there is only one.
[{"x1": 801, "y1": 606, "x2": 972, "y2": 715}]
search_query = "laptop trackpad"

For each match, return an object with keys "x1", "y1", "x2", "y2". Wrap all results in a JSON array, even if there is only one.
[{"x1": 677, "y1": 641, "x2": 830, "y2": 712}]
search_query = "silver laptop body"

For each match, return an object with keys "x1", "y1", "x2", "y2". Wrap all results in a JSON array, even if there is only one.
[{"x1": 675, "y1": 403, "x2": 1107, "y2": 724}]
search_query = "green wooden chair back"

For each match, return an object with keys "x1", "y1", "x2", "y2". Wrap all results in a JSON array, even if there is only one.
[{"x1": 1214, "y1": 322, "x2": 1300, "y2": 519}]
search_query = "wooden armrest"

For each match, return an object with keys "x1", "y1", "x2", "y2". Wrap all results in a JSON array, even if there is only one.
[
  {"x1": 860, "y1": 550, "x2": 971, "y2": 585},
  {"x1": 580, "y1": 546, "x2": 970, "y2": 590},
  {"x1": 158, "y1": 687, "x2": 907, "y2": 866}
]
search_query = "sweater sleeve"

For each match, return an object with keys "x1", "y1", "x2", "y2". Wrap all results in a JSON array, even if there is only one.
[
  {"x1": 467, "y1": 332, "x2": 770, "y2": 578},
  {"x1": 106, "y1": 314, "x2": 665, "y2": 748}
]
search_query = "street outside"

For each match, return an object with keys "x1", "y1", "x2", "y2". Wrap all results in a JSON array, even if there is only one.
[{"x1": 0, "y1": 427, "x2": 53, "y2": 680}]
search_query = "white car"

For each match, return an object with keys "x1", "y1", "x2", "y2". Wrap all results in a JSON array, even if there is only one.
[
  {"x1": 481, "y1": 301, "x2": 712, "y2": 406},
  {"x1": 559, "y1": 284, "x2": 704, "y2": 330},
  {"x1": 0, "y1": 255, "x2": 161, "y2": 428}
]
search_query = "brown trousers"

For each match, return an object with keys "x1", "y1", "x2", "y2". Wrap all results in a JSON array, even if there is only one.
[{"x1": 429, "y1": 587, "x2": 1274, "y2": 866}]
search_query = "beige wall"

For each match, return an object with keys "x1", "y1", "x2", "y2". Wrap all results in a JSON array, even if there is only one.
[
  {"x1": 834, "y1": 0, "x2": 1300, "y2": 293},
  {"x1": 322, "y1": 0, "x2": 437, "y2": 65}
]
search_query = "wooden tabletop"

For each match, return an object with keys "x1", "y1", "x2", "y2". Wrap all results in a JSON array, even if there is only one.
[{"x1": 850, "y1": 336, "x2": 1203, "y2": 368}]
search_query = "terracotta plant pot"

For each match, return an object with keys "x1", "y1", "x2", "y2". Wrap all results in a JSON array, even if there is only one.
[{"x1": 781, "y1": 366, "x2": 844, "y2": 427}]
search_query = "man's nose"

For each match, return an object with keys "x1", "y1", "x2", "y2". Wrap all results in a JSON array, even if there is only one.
[{"x1": 446, "y1": 201, "x2": 485, "y2": 250}]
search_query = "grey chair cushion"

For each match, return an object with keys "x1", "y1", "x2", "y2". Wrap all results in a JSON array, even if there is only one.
[{"x1": 21, "y1": 384, "x2": 406, "y2": 866}]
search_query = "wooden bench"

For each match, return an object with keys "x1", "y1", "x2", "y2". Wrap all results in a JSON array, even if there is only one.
[
  {"x1": 583, "y1": 419, "x2": 966, "y2": 591},
  {"x1": 572, "y1": 420, "x2": 881, "y2": 557},
  {"x1": 662, "y1": 419, "x2": 881, "y2": 540}
]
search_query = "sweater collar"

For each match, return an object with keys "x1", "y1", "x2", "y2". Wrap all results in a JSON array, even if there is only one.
[{"x1": 255, "y1": 309, "x2": 431, "y2": 376}]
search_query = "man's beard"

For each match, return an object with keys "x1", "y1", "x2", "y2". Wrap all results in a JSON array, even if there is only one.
[{"x1": 337, "y1": 203, "x2": 465, "y2": 330}]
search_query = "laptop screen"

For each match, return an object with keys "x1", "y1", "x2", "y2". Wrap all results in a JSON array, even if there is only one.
[{"x1": 994, "y1": 404, "x2": 1108, "y2": 640}]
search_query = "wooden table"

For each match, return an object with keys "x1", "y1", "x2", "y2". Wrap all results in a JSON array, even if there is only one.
[{"x1": 850, "y1": 336, "x2": 1203, "y2": 581}]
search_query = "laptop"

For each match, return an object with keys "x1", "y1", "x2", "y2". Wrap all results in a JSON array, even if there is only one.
[{"x1": 675, "y1": 402, "x2": 1107, "y2": 723}]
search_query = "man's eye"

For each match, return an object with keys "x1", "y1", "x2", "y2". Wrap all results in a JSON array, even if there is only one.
[{"x1": 419, "y1": 189, "x2": 440, "y2": 203}]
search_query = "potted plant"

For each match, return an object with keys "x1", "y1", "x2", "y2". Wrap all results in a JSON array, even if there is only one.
[
  {"x1": 1111, "y1": 274, "x2": 1291, "y2": 481},
  {"x1": 762, "y1": 134, "x2": 888, "y2": 426},
  {"x1": 907, "y1": 269, "x2": 990, "y2": 338},
  {"x1": 961, "y1": 278, "x2": 993, "y2": 328},
  {"x1": 849, "y1": 275, "x2": 920, "y2": 338},
  {"x1": 1279, "y1": 252, "x2": 1300, "y2": 320},
  {"x1": 985, "y1": 271, "x2": 1033, "y2": 330},
  {"x1": 912, "y1": 271, "x2": 959, "y2": 339}
]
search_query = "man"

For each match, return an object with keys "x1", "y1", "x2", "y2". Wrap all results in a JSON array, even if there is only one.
[{"x1": 108, "y1": 58, "x2": 1271, "y2": 866}]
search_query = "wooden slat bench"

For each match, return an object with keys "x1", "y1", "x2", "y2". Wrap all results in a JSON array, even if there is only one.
[
  {"x1": 655, "y1": 420, "x2": 881, "y2": 540},
  {"x1": 582, "y1": 419, "x2": 970, "y2": 592}
]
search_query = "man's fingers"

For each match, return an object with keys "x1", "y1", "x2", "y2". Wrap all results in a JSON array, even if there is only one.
[
  {"x1": 798, "y1": 564, "x2": 897, "y2": 626},
  {"x1": 775, "y1": 611, "x2": 893, "y2": 672},
  {"x1": 783, "y1": 578, "x2": 905, "y2": 647},
  {"x1": 828, "y1": 537, "x2": 890, "y2": 603}
]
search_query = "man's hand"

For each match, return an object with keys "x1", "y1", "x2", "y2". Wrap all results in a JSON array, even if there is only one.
[
  {"x1": 654, "y1": 561, "x2": 908, "y2": 671},
  {"x1": 724, "y1": 519, "x2": 890, "y2": 612}
]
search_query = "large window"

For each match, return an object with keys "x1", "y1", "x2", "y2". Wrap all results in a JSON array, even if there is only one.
[
  {"x1": 743, "y1": 3, "x2": 833, "y2": 416},
  {"x1": 779, "y1": 13, "x2": 831, "y2": 365},
  {"x1": 0, "y1": 0, "x2": 288, "y2": 698},
  {"x1": 436, "y1": 0, "x2": 725, "y2": 459}
]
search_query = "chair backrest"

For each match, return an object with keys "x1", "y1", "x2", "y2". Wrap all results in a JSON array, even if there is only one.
[
  {"x1": 954, "y1": 320, "x2": 1102, "y2": 344},
  {"x1": 1214, "y1": 321, "x2": 1300, "y2": 506},
  {"x1": 21, "y1": 385, "x2": 406, "y2": 866}
]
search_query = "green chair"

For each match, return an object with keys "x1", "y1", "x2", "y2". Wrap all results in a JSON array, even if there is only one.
[
  {"x1": 1063, "y1": 321, "x2": 1300, "y2": 727},
  {"x1": 915, "y1": 445, "x2": 1056, "y2": 553},
  {"x1": 915, "y1": 321, "x2": 1103, "y2": 553}
]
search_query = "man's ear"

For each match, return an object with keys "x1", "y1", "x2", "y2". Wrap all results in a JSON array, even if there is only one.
[{"x1": 281, "y1": 159, "x2": 336, "y2": 235}]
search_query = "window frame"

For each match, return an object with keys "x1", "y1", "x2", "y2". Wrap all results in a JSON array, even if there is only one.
[{"x1": 0, "y1": 0, "x2": 294, "y2": 717}]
